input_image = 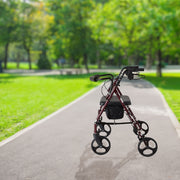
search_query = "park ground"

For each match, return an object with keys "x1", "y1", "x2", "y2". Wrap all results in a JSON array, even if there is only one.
[
  {"x1": 0, "y1": 76, "x2": 180, "y2": 180},
  {"x1": 0, "y1": 68, "x2": 180, "y2": 141}
]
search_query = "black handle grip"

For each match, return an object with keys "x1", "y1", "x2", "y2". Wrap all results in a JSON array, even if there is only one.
[
  {"x1": 138, "y1": 68, "x2": 144, "y2": 71},
  {"x1": 90, "y1": 75, "x2": 100, "y2": 82},
  {"x1": 90, "y1": 74, "x2": 114, "y2": 82}
]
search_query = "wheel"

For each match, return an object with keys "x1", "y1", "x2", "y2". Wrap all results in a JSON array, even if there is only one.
[
  {"x1": 91, "y1": 137, "x2": 111, "y2": 155},
  {"x1": 138, "y1": 137, "x2": 158, "y2": 157},
  {"x1": 97, "y1": 123, "x2": 111, "y2": 137},
  {"x1": 133, "y1": 121, "x2": 149, "y2": 136}
]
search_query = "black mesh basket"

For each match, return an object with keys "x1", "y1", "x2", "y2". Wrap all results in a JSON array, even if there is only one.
[
  {"x1": 105, "y1": 103, "x2": 124, "y2": 119},
  {"x1": 100, "y1": 96, "x2": 124, "y2": 119}
]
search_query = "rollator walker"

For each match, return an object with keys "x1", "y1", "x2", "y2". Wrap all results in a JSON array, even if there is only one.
[{"x1": 90, "y1": 66, "x2": 158, "y2": 157}]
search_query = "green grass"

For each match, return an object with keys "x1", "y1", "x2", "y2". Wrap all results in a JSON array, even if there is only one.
[
  {"x1": 3, "y1": 62, "x2": 62, "y2": 70},
  {"x1": 144, "y1": 72, "x2": 180, "y2": 122},
  {"x1": 0, "y1": 73, "x2": 99, "y2": 141},
  {"x1": 4, "y1": 62, "x2": 38, "y2": 69},
  {"x1": 3, "y1": 62, "x2": 120, "y2": 70},
  {"x1": 3, "y1": 62, "x2": 99, "y2": 70}
]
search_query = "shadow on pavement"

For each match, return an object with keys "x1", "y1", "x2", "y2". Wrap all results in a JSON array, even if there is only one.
[{"x1": 75, "y1": 143, "x2": 138, "y2": 180}]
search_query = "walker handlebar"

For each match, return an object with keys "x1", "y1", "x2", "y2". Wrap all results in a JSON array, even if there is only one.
[
  {"x1": 138, "y1": 67, "x2": 144, "y2": 71},
  {"x1": 90, "y1": 66, "x2": 144, "y2": 82},
  {"x1": 90, "y1": 74, "x2": 114, "y2": 82},
  {"x1": 90, "y1": 75, "x2": 100, "y2": 82}
]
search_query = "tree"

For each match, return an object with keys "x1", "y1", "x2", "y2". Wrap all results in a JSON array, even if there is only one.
[
  {"x1": 33, "y1": 1, "x2": 54, "y2": 69},
  {"x1": 135, "y1": 0, "x2": 180, "y2": 76},
  {"x1": 18, "y1": 0, "x2": 40, "y2": 70},
  {"x1": 89, "y1": 0, "x2": 180, "y2": 76},
  {"x1": 48, "y1": 0, "x2": 96, "y2": 72},
  {"x1": 0, "y1": 0, "x2": 19, "y2": 69}
]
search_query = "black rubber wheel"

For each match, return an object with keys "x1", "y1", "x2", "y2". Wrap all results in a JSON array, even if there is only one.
[
  {"x1": 91, "y1": 137, "x2": 111, "y2": 155},
  {"x1": 138, "y1": 137, "x2": 158, "y2": 157},
  {"x1": 133, "y1": 121, "x2": 149, "y2": 136},
  {"x1": 97, "y1": 123, "x2": 111, "y2": 137}
]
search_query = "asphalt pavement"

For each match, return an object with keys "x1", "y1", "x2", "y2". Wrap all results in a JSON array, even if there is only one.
[{"x1": 0, "y1": 79, "x2": 180, "y2": 180}]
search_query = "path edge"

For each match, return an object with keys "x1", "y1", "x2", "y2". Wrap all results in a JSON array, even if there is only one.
[{"x1": 147, "y1": 81, "x2": 180, "y2": 138}]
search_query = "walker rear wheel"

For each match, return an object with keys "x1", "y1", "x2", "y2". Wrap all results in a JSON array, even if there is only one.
[
  {"x1": 97, "y1": 123, "x2": 111, "y2": 137},
  {"x1": 133, "y1": 121, "x2": 149, "y2": 136}
]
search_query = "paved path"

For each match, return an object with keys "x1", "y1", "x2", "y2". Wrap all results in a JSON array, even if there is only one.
[{"x1": 0, "y1": 79, "x2": 180, "y2": 180}]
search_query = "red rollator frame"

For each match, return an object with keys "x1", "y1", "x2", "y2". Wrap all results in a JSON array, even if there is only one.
[{"x1": 90, "y1": 66, "x2": 158, "y2": 157}]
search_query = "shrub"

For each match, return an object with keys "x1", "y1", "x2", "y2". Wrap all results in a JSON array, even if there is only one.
[{"x1": 37, "y1": 52, "x2": 51, "y2": 69}]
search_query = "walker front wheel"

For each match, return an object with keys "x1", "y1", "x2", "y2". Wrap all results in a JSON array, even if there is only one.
[
  {"x1": 138, "y1": 137, "x2": 158, "y2": 157},
  {"x1": 91, "y1": 137, "x2": 111, "y2": 155}
]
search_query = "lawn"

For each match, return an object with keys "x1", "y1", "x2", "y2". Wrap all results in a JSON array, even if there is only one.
[
  {"x1": 4, "y1": 62, "x2": 63, "y2": 70},
  {"x1": 5, "y1": 62, "x2": 38, "y2": 70},
  {"x1": 0, "y1": 74, "x2": 99, "y2": 141},
  {"x1": 4, "y1": 62, "x2": 99, "y2": 70},
  {"x1": 144, "y1": 72, "x2": 180, "y2": 122}
]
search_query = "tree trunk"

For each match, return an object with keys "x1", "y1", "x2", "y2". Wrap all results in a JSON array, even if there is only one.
[
  {"x1": 0, "y1": 60, "x2": 3, "y2": 73},
  {"x1": 70, "y1": 59, "x2": 74, "y2": 68},
  {"x1": 128, "y1": 55, "x2": 134, "y2": 65},
  {"x1": 156, "y1": 36, "x2": 162, "y2": 77},
  {"x1": 118, "y1": 54, "x2": 121, "y2": 67},
  {"x1": 156, "y1": 49, "x2": 162, "y2": 77},
  {"x1": 4, "y1": 43, "x2": 9, "y2": 69},
  {"x1": 96, "y1": 49, "x2": 101, "y2": 69},
  {"x1": 27, "y1": 48, "x2": 32, "y2": 70},
  {"x1": 23, "y1": 39, "x2": 32, "y2": 70},
  {"x1": 146, "y1": 53, "x2": 153, "y2": 69},
  {"x1": 16, "y1": 52, "x2": 20, "y2": 69},
  {"x1": 125, "y1": 48, "x2": 134, "y2": 65},
  {"x1": 83, "y1": 53, "x2": 89, "y2": 73},
  {"x1": 146, "y1": 35, "x2": 153, "y2": 69}
]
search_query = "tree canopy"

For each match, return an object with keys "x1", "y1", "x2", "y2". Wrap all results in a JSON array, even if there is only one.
[{"x1": 0, "y1": 0, "x2": 180, "y2": 76}]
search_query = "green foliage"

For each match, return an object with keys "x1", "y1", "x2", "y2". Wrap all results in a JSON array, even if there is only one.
[
  {"x1": 47, "y1": 0, "x2": 97, "y2": 71},
  {"x1": 0, "y1": 0, "x2": 180, "y2": 72},
  {"x1": 89, "y1": 0, "x2": 180, "y2": 70},
  {"x1": 0, "y1": 0, "x2": 18, "y2": 44}
]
